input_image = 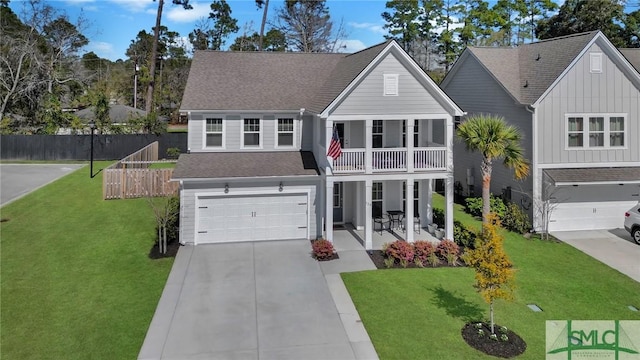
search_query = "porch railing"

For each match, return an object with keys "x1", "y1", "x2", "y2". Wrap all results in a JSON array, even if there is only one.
[{"x1": 332, "y1": 147, "x2": 447, "y2": 173}]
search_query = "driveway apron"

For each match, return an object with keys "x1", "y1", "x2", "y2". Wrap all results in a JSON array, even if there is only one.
[{"x1": 139, "y1": 240, "x2": 358, "y2": 360}]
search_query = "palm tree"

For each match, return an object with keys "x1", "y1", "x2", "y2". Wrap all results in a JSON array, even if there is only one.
[{"x1": 456, "y1": 114, "x2": 530, "y2": 224}]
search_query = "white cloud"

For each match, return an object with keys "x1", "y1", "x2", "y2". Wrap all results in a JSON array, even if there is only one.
[
  {"x1": 349, "y1": 22, "x2": 386, "y2": 35},
  {"x1": 108, "y1": 0, "x2": 152, "y2": 13},
  {"x1": 336, "y1": 39, "x2": 366, "y2": 53},
  {"x1": 65, "y1": 0, "x2": 95, "y2": 3},
  {"x1": 166, "y1": 1, "x2": 210, "y2": 23},
  {"x1": 86, "y1": 41, "x2": 115, "y2": 58}
]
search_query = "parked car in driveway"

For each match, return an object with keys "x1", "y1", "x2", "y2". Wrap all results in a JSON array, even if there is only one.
[{"x1": 624, "y1": 202, "x2": 640, "y2": 244}]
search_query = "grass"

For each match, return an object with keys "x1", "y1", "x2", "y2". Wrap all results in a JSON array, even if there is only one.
[
  {"x1": 0, "y1": 161, "x2": 174, "y2": 359},
  {"x1": 148, "y1": 161, "x2": 176, "y2": 169},
  {"x1": 342, "y1": 194, "x2": 640, "y2": 360}
]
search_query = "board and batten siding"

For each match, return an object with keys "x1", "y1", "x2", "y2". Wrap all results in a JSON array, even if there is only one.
[
  {"x1": 187, "y1": 112, "x2": 303, "y2": 152},
  {"x1": 536, "y1": 43, "x2": 640, "y2": 164},
  {"x1": 331, "y1": 52, "x2": 448, "y2": 116},
  {"x1": 442, "y1": 53, "x2": 534, "y2": 200},
  {"x1": 179, "y1": 180, "x2": 321, "y2": 245}
]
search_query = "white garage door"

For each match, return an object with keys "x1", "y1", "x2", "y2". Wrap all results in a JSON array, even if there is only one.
[
  {"x1": 197, "y1": 193, "x2": 308, "y2": 244},
  {"x1": 547, "y1": 184, "x2": 638, "y2": 232}
]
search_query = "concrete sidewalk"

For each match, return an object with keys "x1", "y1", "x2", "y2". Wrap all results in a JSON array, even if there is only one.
[
  {"x1": 0, "y1": 164, "x2": 84, "y2": 206},
  {"x1": 139, "y1": 240, "x2": 378, "y2": 360},
  {"x1": 552, "y1": 229, "x2": 640, "y2": 283}
]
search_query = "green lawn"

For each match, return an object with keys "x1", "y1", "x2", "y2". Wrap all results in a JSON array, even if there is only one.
[
  {"x1": 342, "y1": 194, "x2": 640, "y2": 360},
  {"x1": 0, "y1": 162, "x2": 174, "y2": 359}
]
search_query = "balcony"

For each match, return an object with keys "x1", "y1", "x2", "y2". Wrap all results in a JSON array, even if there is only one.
[{"x1": 332, "y1": 147, "x2": 447, "y2": 174}]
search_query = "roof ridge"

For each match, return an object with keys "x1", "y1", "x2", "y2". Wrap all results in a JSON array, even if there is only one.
[{"x1": 523, "y1": 30, "x2": 599, "y2": 46}]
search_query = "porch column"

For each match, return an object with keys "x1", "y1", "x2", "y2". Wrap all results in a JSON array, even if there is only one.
[
  {"x1": 445, "y1": 116, "x2": 454, "y2": 240},
  {"x1": 406, "y1": 180, "x2": 414, "y2": 243},
  {"x1": 365, "y1": 179, "x2": 373, "y2": 250},
  {"x1": 426, "y1": 179, "x2": 433, "y2": 225},
  {"x1": 365, "y1": 119, "x2": 373, "y2": 174},
  {"x1": 407, "y1": 119, "x2": 415, "y2": 173},
  {"x1": 326, "y1": 178, "x2": 334, "y2": 243},
  {"x1": 325, "y1": 119, "x2": 334, "y2": 171}
]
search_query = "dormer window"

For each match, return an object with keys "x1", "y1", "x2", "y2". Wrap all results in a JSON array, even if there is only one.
[
  {"x1": 590, "y1": 53, "x2": 602, "y2": 73},
  {"x1": 383, "y1": 74, "x2": 399, "y2": 96}
]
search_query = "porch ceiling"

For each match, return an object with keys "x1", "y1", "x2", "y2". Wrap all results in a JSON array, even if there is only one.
[{"x1": 544, "y1": 167, "x2": 640, "y2": 186}]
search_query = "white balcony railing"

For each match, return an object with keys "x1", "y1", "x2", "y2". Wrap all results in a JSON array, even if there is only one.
[{"x1": 332, "y1": 147, "x2": 447, "y2": 174}]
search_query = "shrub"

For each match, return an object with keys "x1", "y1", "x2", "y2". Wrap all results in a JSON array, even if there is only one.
[
  {"x1": 414, "y1": 258, "x2": 424, "y2": 268},
  {"x1": 427, "y1": 252, "x2": 440, "y2": 267},
  {"x1": 166, "y1": 147, "x2": 181, "y2": 159},
  {"x1": 436, "y1": 239, "x2": 460, "y2": 265},
  {"x1": 464, "y1": 196, "x2": 507, "y2": 219},
  {"x1": 384, "y1": 257, "x2": 395, "y2": 268},
  {"x1": 413, "y1": 240, "x2": 436, "y2": 266},
  {"x1": 502, "y1": 202, "x2": 531, "y2": 234},
  {"x1": 385, "y1": 240, "x2": 415, "y2": 263},
  {"x1": 453, "y1": 220, "x2": 476, "y2": 250},
  {"x1": 433, "y1": 208, "x2": 445, "y2": 227},
  {"x1": 311, "y1": 239, "x2": 335, "y2": 260}
]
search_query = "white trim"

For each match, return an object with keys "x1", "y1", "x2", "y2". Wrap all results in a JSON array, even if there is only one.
[
  {"x1": 320, "y1": 41, "x2": 464, "y2": 118},
  {"x1": 563, "y1": 113, "x2": 628, "y2": 150},
  {"x1": 326, "y1": 113, "x2": 452, "y2": 121},
  {"x1": 274, "y1": 117, "x2": 296, "y2": 149},
  {"x1": 383, "y1": 73, "x2": 399, "y2": 96},
  {"x1": 554, "y1": 180, "x2": 640, "y2": 186},
  {"x1": 240, "y1": 118, "x2": 263, "y2": 149},
  {"x1": 203, "y1": 117, "x2": 225, "y2": 149},
  {"x1": 327, "y1": 172, "x2": 448, "y2": 182},
  {"x1": 538, "y1": 162, "x2": 640, "y2": 169},
  {"x1": 194, "y1": 189, "x2": 311, "y2": 245}
]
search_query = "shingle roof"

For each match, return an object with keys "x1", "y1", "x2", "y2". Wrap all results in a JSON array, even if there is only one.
[
  {"x1": 619, "y1": 48, "x2": 640, "y2": 73},
  {"x1": 75, "y1": 104, "x2": 147, "y2": 123},
  {"x1": 544, "y1": 167, "x2": 640, "y2": 185},
  {"x1": 180, "y1": 43, "x2": 390, "y2": 113},
  {"x1": 171, "y1": 151, "x2": 320, "y2": 179},
  {"x1": 468, "y1": 31, "x2": 599, "y2": 105}
]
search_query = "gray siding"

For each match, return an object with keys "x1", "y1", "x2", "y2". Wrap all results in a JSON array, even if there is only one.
[
  {"x1": 332, "y1": 53, "x2": 449, "y2": 116},
  {"x1": 443, "y1": 54, "x2": 534, "y2": 207},
  {"x1": 187, "y1": 112, "x2": 303, "y2": 152},
  {"x1": 537, "y1": 43, "x2": 640, "y2": 164},
  {"x1": 180, "y1": 179, "x2": 321, "y2": 245}
]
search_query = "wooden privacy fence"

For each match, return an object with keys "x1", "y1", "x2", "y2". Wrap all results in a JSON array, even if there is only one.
[{"x1": 103, "y1": 142, "x2": 179, "y2": 200}]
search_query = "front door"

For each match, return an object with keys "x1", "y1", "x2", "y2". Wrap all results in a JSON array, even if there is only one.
[{"x1": 333, "y1": 182, "x2": 343, "y2": 223}]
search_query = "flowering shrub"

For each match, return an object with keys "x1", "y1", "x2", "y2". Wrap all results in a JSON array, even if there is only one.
[
  {"x1": 413, "y1": 240, "x2": 437, "y2": 266},
  {"x1": 384, "y1": 240, "x2": 415, "y2": 263},
  {"x1": 311, "y1": 239, "x2": 335, "y2": 260},
  {"x1": 437, "y1": 239, "x2": 460, "y2": 265}
]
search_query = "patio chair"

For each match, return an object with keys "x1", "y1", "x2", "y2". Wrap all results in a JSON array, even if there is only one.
[
  {"x1": 373, "y1": 215, "x2": 390, "y2": 235},
  {"x1": 401, "y1": 212, "x2": 421, "y2": 234}
]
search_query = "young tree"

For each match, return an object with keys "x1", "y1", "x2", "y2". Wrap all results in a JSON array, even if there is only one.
[
  {"x1": 146, "y1": 0, "x2": 192, "y2": 114},
  {"x1": 456, "y1": 114, "x2": 529, "y2": 224},
  {"x1": 147, "y1": 195, "x2": 179, "y2": 255},
  {"x1": 462, "y1": 214, "x2": 515, "y2": 334},
  {"x1": 273, "y1": 0, "x2": 341, "y2": 52}
]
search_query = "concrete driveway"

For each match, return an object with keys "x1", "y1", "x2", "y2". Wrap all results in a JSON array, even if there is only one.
[
  {"x1": 0, "y1": 164, "x2": 84, "y2": 206},
  {"x1": 138, "y1": 240, "x2": 377, "y2": 360},
  {"x1": 552, "y1": 229, "x2": 640, "y2": 283}
]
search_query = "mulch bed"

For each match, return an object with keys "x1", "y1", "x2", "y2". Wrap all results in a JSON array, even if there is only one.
[
  {"x1": 367, "y1": 250, "x2": 465, "y2": 269},
  {"x1": 313, "y1": 253, "x2": 340, "y2": 261},
  {"x1": 148, "y1": 240, "x2": 180, "y2": 259},
  {"x1": 461, "y1": 322, "x2": 527, "y2": 358}
]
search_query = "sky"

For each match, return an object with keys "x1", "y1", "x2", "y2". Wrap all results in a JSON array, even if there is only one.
[{"x1": 8, "y1": 0, "x2": 392, "y2": 61}]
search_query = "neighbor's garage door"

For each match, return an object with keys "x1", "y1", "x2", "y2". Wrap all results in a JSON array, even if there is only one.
[
  {"x1": 548, "y1": 185, "x2": 638, "y2": 232},
  {"x1": 196, "y1": 193, "x2": 308, "y2": 244}
]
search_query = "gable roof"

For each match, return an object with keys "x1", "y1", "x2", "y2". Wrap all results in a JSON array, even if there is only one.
[
  {"x1": 450, "y1": 31, "x2": 599, "y2": 105},
  {"x1": 619, "y1": 48, "x2": 640, "y2": 73},
  {"x1": 181, "y1": 43, "x2": 389, "y2": 114}
]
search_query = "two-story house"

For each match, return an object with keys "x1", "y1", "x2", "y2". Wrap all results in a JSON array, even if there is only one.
[
  {"x1": 171, "y1": 40, "x2": 464, "y2": 249},
  {"x1": 441, "y1": 31, "x2": 640, "y2": 232}
]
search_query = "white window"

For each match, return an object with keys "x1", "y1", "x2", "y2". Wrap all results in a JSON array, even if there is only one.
[
  {"x1": 402, "y1": 181, "x2": 419, "y2": 216},
  {"x1": 333, "y1": 183, "x2": 342, "y2": 208},
  {"x1": 372, "y1": 120, "x2": 383, "y2": 148},
  {"x1": 590, "y1": 53, "x2": 602, "y2": 73},
  {"x1": 383, "y1": 74, "x2": 399, "y2": 96},
  {"x1": 566, "y1": 114, "x2": 626, "y2": 149},
  {"x1": 205, "y1": 118, "x2": 223, "y2": 148},
  {"x1": 242, "y1": 118, "x2": 261, "y2": 148},
  {"x1": 372, "y1": 182, "x2": 383, "y2": 218},
  {"x1": 276, "y1": 118, "x2": 294, "y2": 147},
  {"x1": 402, "y1": 120, "x2": 419, "y2": 147}
]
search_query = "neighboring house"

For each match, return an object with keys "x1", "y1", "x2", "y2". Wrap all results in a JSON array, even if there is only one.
[
  {"x1": 441, "y1": 31, "x2": 640, "y2": 232},
  {"x1": 75, "y1": 104, "x2": 147, "y2": 124},
  {"x1": 172, "y1": 40, "x2": 464, "y2": 249}
]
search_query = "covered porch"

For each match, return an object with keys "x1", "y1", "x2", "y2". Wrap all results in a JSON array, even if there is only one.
[{"x1": 324, "y1": 176, "x2": 454, "y2": 250}]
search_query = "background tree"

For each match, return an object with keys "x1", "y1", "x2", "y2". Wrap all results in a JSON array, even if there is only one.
[
  {"x1": 146, "y1": 0, "x2": 192, "y2": 114},
  {"x1": 456, "y1": 114, "x2": 529, "y2": 224},
  {"x1": 462, "y1": 214, "x2": 515, "y2": 334},
  {"x1": 256, "y1": 0, "x2": 269, "y2": 50},
  {"x1": 208, "y1": 0, "x2": 239, "y2": 50},
  {"x1": 274, "y1": 0, "x2": 343, "y2": 52},
  {"x1": 382, "y1": 0, "x2": 421, "y2": 57}
]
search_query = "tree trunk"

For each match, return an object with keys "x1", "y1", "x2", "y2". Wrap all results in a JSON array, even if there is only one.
[
  {"x1": 490, "y1": 300, "x2": 495, "y2": 334},
  {"x1": 146, "y1": 0, "x2": 164, "y2": 114},
  {"x1": 162, "y1": 225, "x2": 167, "y2": 254},
  {"x1": 481, "y1": 156, "x2": 492, "y2": 224},
  {"x1": 258, "y1": 0, "x2": 269, "y2": 51},
  {"x1": 158, "y1": 226, "x2": 162, "y2": 253}
]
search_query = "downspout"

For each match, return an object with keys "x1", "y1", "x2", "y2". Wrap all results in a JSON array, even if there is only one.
[{"x1": 525, "y1": 104, "x2": 540, "y2": 231}]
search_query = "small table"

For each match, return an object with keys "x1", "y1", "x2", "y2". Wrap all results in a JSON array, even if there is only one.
[{"x1": 387, "y1": 210, "x2": 405, "y2": 231}]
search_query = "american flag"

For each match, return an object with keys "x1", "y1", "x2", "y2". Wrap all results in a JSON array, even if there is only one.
[{"x1": 327, "y1": 126, "x2": 342, "y2": 159}]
